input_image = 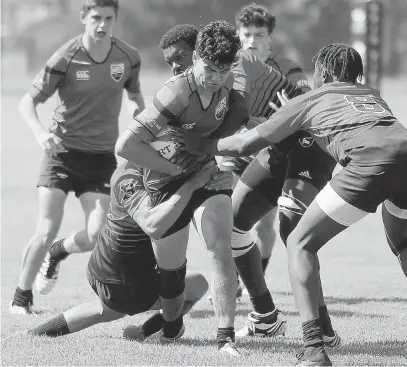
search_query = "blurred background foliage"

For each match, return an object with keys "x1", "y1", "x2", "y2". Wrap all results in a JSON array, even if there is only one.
[{"x1": 2, "y1": 0, "x2": 407, "y2": 75}]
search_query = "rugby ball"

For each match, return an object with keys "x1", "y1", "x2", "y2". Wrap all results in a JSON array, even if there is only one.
[{"x1": 149, "y1": 126, "x2": 185, "y2": 164}]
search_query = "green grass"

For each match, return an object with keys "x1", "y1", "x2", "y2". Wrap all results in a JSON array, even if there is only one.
[{"x1": 1, "y1": 64, "x2": 407, "y2": 365}]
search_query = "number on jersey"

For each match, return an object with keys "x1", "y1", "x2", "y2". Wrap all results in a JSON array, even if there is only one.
[{"x1": 344, "y1": 95, "x2": 385, "y2": 113}]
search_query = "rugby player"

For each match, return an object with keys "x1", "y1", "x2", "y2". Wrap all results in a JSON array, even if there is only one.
[
  {"x1": 187, "y1": 43, "x2": 407, "y2": 366},
  {"x1": 158, "y1": 23, "x2": 339, "y2": 344},
  {"x1": 115, "y1": 21, "x2": 245, "y2": 355},
  {"x1": 10, "y1": 0, "x2": 145, "y2": 315},
  {"x1": 27, "y1": 160, "x2": 230, "y2": 341}
]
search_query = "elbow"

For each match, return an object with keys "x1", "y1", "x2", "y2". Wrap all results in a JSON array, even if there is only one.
[
  {"x1": 114, "y1": 137, "x2": 125, "y2": 157},
  {"x1": 145, "y1": 225, "x2": 164, "y2": 240},
  {"x1": 18, "y1": 94, "x2": 33, "y2": 116}
]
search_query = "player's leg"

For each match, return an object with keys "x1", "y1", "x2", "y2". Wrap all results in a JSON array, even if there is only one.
[
  {"x1": 192, "y1": 193, "x2": 240, "y2": 354},
  {"x1": 250, "y1": 208, "x2": 278, "y2": 274},
  {"x1": 382, "y1": 200, "x2": 407, "y2": 277},
  {"x1": 152, "y1": 227, "x2": 189, "y2": 340},
  {"x1": 10, "y1": 187, "x2": 67, "y2": 314}
]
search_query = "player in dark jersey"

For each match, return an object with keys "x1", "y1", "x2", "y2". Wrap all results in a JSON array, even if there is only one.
[
  {"x1": 10, "y1": 0, "x2": 145, "y2": 315},
  {"x1": 157, "y1": 23, "x2": 338, "y2": 344},
  {"x1": 26, "y1": 160, "x2": 232, "y2": 341},
  {"x1": 115, "y1": 21, "x2": 246, "y2": 356},
  {"x1": 187, "y1": 43, "x2": 407, "y2": 366}
]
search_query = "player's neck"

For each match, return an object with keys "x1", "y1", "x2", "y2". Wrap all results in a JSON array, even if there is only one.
[{"x1": 82, "y1": 34, "x2": 113, "y2": 63}]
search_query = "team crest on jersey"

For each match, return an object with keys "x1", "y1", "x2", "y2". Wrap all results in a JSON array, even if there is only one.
[
  {"x1": 122, "y1": 182, "x2": 136, "y2": 202},
  {"x1": 215, "y1": 96, "x2": 227, "y2": 120},
  {"x1": 76, "y1": 70, "x2": 90, "y2": 81},
  {"x1": 111, "y1": 63, "x2": 125, "y2": 82},
  {"x1": 298, "y1": 136, "x2": 314, "y2": 148}
]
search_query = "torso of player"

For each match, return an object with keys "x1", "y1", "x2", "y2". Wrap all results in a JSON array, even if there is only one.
[
  {"x1": 31, "y1": 36, "x2": 141, "y2": 152},
  {"x1": 134, "y1": 68, "x2": 233, "y2": 190},
  {"x1": 88, "y1": 161, "x2": 156, "y2": 285}
]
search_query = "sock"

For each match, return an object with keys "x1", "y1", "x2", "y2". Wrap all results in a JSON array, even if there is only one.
[
  {"x1": 13, "y1": 287, "x2": 33, "y2": 307},
  {"x1": 319, "y1": 305, "x2": 334, "y2": 337},
  {"x1": 250, "y1": 291, "x2": 275, "y2": 314},
  {"x1": 28, "y1": 314, "x2": 70, "y2": 337},
  {"x1": 162, "y1": 314, "x2": 183, "y2": 338},
  {"x1": 49, "y1": 239, "x2": 69, "y2": 261},
  {"x1": 302, "y1": 318, "x2": 323, "y2": 348},
  {"x1": 142, "y1": 313, "x2": 164, "y2": 337},
  {"x1": 217, "y1": 327, "x2": 235, "y2": 349},
  {"x1": 261, "y1": 256, "x2": 270, "y2": 274}
]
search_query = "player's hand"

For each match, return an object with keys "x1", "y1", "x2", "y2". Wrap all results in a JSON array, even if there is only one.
[
  {"x1": 36, "y1": 131, "x2": 66, "y2": 155},
  {"x1": 188, "y1": 161, "x2": 218, "y2": 189},
  {"x1": 204, "y1": 171, "x2": 234, "y2": 191},
  {"x1": 269, "y1": 89, "x2": 290, "y2": 112}
]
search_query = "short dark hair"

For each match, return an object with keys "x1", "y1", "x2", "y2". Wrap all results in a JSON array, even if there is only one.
[
  {"x1": 235, "y1": 3, "x2": 276, "y2": 34},
  {"x1": 82, "y1": 0, "x2": 119, "y2": 16},
  {"x1": 159, "y1": 24, "x2": 198, "y2": 50},
  {"x1": 195, "y1": 20, "x2": 241, "y2": 66},
  {"x1": 313, "y1": 44, "x2": 364, "y2": 83}
]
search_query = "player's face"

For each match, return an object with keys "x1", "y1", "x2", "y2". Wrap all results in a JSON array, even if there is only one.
[
  {"x1": 81, "y1": 7, "x2": 116, "y2": 41},
  {"x1": 193, "y1": 53, "x2": 232, "y2": 92},
  {"x1": 163, "y1": 40, "x2": 194, "y2": 76},
  {"x1": 238, "y1": 25, "x2": 271, "y2": 62}
]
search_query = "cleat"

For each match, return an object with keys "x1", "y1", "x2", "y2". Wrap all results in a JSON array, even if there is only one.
[
  {"x1": 160, "y1": 323, "x2": 185, "y2": 343},
  {"x1": 296, "y1": 347, "x2": 332, "y2": 366},
  {"x1": 36, "y1": 252, "x2": 61, "y2": 295},
  {"x1": 123, "y1": 325, "x2": 147, "y2": 341},
  {"x1": 323, "y1": 330, "x2": 341, "y2": 348},
  {"x1": 9, "y1": 302, "x2": 37, "y2": 315},
  {"x1": 236, "y1": 309, "x2": 287, "y2": 338},
  {"x1": 219, "y1": 338, "x2": 242, "y2": 357}
]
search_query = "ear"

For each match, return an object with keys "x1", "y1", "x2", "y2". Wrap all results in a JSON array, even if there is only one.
[
  {"x1": 321, "y1": 69, "x2": 331, "y2": 83},
  {"x1": 192, "y1": 51, "x2": 198, "y2": 65},
  {"x1": 80, "y1": 11, "x2": 87, "y2": 25}
]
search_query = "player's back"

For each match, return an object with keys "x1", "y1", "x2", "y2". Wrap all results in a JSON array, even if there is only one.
[{"x1": 303, "y1": 82, "x2": 407, "y2": 165}]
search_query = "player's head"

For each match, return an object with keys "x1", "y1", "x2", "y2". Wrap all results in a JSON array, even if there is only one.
[
  {"x1": 193, "y1": 20, "x2": 241, "y2": 92},
  {"x1": 81, "y1": 0, "x2": 119, "y2": 40},
  {"x1": 159, "y1": 24, "x2": 198, "y2": 76},
  {"x1": 235, "y1": 3, "x2": 275, "y2": 61},
  {"x1": 312, "y1": 44, "x2": 364, "y2": 88}
]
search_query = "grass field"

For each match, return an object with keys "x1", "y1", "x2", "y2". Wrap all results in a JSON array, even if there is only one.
[{"x1": 1, "y1": 58, "x2": 407, "y2": 366}]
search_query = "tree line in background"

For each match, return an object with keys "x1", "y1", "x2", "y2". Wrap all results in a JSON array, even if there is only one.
[{"x1": 9, "y1": 0, "x2": 407, "y2": 75}]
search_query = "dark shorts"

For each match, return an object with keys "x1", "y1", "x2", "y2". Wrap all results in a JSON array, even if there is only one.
[
  {"x1": 37, "y1": 149, "x2": 117, "y2": 197},
  {"x1": 148, "y1": 175, "x2": 232, "y2": 238},
  {"x1": 86, "y1": 266, "x2": 159, "y2": 316}
]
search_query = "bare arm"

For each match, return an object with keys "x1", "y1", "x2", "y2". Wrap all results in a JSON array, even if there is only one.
[{"x1": 126, "y1": 91, "x2": 145, "y2": 118}]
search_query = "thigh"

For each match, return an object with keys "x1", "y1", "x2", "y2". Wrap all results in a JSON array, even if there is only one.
[
  {"x1": 152, "y1": 226, "x2": 189, "y2": 269},
  {"x1": 36, "y1": 186, "x2": 68, "y2": 233},
  {"x1": 79, "y1": 192, "x2": 110, "y2": 232}
]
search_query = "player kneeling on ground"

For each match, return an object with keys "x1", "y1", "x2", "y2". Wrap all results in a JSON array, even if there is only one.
[{"x1": 27, "y1": 161, "x2": 232, "y2": 341}]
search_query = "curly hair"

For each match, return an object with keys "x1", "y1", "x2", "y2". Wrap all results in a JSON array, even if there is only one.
[
  {"x1": 82, "y1": 0, "x2": 119, "y2": 16},
  {"x1": 159, "y1": 24, "x2": 198, "y2": 50},
  {"x1": 313, "y1": 44, "x2": 364, "y2": 83},
  {"x1": 195, "y1": 21, "x2": 241, "y2": 67},
  {"x1": 235, "y1": 3, "x2": 276, "y2": 34}
]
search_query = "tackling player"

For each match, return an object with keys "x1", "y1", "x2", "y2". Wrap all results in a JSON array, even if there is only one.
[
  {"x1": 188, "y1": 43, "x2": 407, "y2": 366},
  {"x1": 10, "y1": 0, "x2": 145, "y2": 315},
  {"x1": 115, "y1": 21, "x2": 246, "y2": 356},
  {"x1": 27, "y1": 160, "x2": 231, "y2": 341}
]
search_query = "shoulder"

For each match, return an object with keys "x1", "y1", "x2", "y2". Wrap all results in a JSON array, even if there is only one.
[
  {"x1": 156, "y1": 69, "x2": 195, "y2": 103},
  {"x1": 270, "y1": 53, "x2": 304, "y2": 72},
  {"x1": 47, "y1": 35, "x2": 81, "y2": 71},
  {"x1": 113, "y1": 38, "x2": 141, "y2": 66}
]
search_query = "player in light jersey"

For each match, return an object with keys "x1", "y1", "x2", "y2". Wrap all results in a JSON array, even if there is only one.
[
  {"x1": 115, "y1": 21, "x2": 246, "y2": 356},
  {"x1": 158, "y1": 23, "x2": 339, "y2": 344},
  {"x1": 10, "y1": 0, "x2": 145, "y2": 315},
  {"x1": 188, "y1": 43, "x2": 407, "y2": 366},
  {"x1": 26, "y1": 160, "x2": 231, "y2": 341}
]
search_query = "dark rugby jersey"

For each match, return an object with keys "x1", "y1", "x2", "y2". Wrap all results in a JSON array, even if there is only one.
[
  {"x1": 88, "y1": 161, "x2": 156, "y2": 285},
  {"x1": 29, "y1": 35, "x2": 141, "y2": 152},
  {"x1": 256, "y1": 82, "x2": 407, "y2": 166},
  {"x1": 129, "y1": 68, "x2": 235, "y2": 190}
]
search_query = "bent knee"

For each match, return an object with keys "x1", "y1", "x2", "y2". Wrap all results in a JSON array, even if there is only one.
[{"x1": 186, "y1": 272, "x2": 209, "y2": 299}]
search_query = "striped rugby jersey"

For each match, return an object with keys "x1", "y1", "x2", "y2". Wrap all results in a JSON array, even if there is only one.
[
  {"x1": 30, "y1": 35, "x2": 141, "y2": 152},
  {"x1": 87, "y1": 161, "x2": 157, "y2": 284},
  {"x1": 256, "y1": 82, "x2": 406, "y2": 166}
]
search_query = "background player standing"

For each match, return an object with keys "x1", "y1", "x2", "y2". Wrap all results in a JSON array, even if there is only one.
[{"x1": 10, "y1": 0, "x2": 145, "y2": 315}]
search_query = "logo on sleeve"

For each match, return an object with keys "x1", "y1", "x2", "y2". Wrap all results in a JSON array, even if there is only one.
[
  {"x1": 76, "y1": 70, "x2": 90, "y2": 81},
  {"x1": 122, "y1": 182, "x2": 136, "y2": 202},
  {"x1": 111, "y1": 63, "x2": 125, "y2": 82},
  {"x1": 215, "y1": 96, "x2": 227, "y2": 120},
  {"x1": 298, "y1": 136, "x2": 314, "y2": 148}
]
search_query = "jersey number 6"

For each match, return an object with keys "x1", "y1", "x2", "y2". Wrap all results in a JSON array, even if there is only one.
[{"x1": 344, "y1": 95, "x2": 385, "y2": 113}]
